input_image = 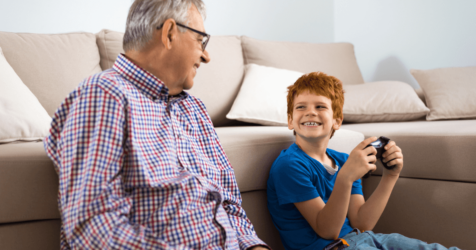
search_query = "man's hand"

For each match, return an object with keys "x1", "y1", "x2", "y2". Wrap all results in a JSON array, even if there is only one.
[
  {"x1": 340, "y1": 137, "x2": 378, "y2": 183},
  {"x1": 381, "y1": 140, "x2": 403, "y2": 177}
]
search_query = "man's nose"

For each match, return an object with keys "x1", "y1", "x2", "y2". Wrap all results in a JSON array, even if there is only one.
[{"x1": 201, "y1": 49, "x2": 211, "y2": 63}]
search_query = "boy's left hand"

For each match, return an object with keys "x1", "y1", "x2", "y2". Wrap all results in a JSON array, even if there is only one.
[{"x1": 382, "y1": 140, "x2": 403, "y2": 176}]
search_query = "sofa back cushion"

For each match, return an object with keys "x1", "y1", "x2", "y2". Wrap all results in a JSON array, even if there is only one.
[
  {"x1": 187, "y1": 36, "x2": 245, "y2": 127},
  {"x1": 96, "y1": 29, "x2": 125, "y2": 70},
  {"x1": 96, "y1": 30, "x2": 245, "y2": 127},
  {"x1": 241, "y1": 36, "x2": 364, "y2": 85},
  {"x1": 0, "y1": 31, "x2": 102, "y2": 116}
]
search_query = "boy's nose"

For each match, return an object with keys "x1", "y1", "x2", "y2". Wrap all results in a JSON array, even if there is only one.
[{"x1": 306, "y1": 110, "x2": 317, "y2": 116}]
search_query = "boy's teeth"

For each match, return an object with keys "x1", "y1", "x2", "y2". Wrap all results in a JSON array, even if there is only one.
[{"x1": 304, "y1": 122, "x2": 318, "y2": 126}]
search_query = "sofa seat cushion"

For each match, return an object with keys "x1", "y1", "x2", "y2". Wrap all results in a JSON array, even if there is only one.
[
  {"x1": 363, "y1": 176, "x2": 475, "y2": 250},
  {"x1": 342, "y1": 120, "x2": 476, "y2": 182},
  {"x1": 0, "y1": 142, "x2": 59, "y2": 224},
  {"x1": 215, "y1": 126, "x2": 364, "y2": 192},
  {"x1": 0, "y1": 127, "x2": 363, "y2": 224},
  {"x1": 0, "y1": 219, "x2": 61, "y2": 250},
  {"x1": 241, "y1": 190, "x2": 284, "y2": 250}
]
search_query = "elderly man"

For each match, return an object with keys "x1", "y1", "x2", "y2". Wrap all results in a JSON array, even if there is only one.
[{"x1": 44, "y1": 0, "x2": 269, "y2": 249}]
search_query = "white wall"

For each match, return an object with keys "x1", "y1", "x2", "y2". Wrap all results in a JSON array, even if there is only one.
[
  {"x1": 1, "y1": 0, "x2": 475, "y2": 88},
  {"x1": 0, "y1": 0, "x2": 334, "y2": 43},
  {"x1": 203, "y1": 0, "x2": 334, "y2": 43},
  {"x1": 334, "y1": 0, "x2": 476, "y2": 88},
  {"x1": 0, "y1": 0, "x2": 131, "y2": 34}
]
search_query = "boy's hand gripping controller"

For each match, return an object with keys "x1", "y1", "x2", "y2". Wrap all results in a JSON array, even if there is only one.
[{"x1": 363, "y1": 136, "x2": 396, "y2": 178}]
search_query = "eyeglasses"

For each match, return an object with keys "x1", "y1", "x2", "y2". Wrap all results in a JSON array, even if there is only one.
[{"x1": 157, "y1": 22, "x2": 210, "y2": 51}]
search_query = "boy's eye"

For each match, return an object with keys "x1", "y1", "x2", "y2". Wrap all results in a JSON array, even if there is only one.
[{"x1": 296, "y1": 106, "x2": 304, "y2": 109}]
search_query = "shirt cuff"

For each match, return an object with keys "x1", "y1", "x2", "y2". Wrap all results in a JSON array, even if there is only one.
[{"x1": 238, "y1": 234, "x2": 270, "y2": 250}]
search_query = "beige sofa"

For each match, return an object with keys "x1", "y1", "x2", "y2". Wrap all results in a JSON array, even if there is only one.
[{"x1": 0, "y1": 30, "x2": 474, "y2": 250}]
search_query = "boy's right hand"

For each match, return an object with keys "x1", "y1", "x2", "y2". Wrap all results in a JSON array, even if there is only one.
[{"x1": 340, "y1": 137, "x2": 378, "y2": 183}]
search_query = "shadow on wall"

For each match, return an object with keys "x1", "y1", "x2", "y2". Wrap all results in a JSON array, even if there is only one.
[{"x1": 371, "y1": 56, "x2": 420, "y2": 89}]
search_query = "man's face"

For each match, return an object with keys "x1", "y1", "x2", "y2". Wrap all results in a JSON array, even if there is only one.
[
  {"x1": 174, "y1": 4, "x2": 210, "y2": 91},
  {"x1": 288, "y1": 91, "x2": 341, "y2": 142}
]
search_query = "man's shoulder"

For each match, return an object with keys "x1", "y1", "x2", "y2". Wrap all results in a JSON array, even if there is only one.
[
  {"x1": 77, "y1": 69, "x2": 127, "y2": 102},
  {"x1": 181, "y1": 93, "x2": 212, "y2": 121},
  {"x1": 79, "y1": 68, "x2": 123, "y2": 88},
  {"x1": 183, "y1": 92, "x2": 206, "y2": 109}
]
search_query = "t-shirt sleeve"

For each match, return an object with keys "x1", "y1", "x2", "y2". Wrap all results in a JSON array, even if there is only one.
[
  {"x1": 351, "y1": 178, "x2": 364, "y2": 196},
  {"x1": 271, "y1": 156, "x2": 319, "y2": 206}
]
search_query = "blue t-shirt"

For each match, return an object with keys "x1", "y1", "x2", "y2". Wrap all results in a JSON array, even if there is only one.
[{"x1": 267, "y1": 143, "x2": 363, "y2": 250}]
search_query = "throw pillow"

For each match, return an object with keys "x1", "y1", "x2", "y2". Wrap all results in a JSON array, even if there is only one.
[
  {"x1": 0, "y1": 47, "x2": 51, "y2": 143},
  {"x1": 343, "y1": 81, "x2": 430, "y2": 123},
  {"x1": 226, "y1": 64, "x2": 304, "y2": 126},
  {"x1": 411, "y1": 67, "x2": 476, "y2": 121}
]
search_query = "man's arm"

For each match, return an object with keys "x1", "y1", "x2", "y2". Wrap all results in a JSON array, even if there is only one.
[
  {"x1": 347, "y1": 141, "x2": 404, "y2": 231},
  {"x1": 194, "y1": 99, "x2": 269, "y2": 250},
  {"x1": 45, "y1": 83, "x2": 189, "y2": 249},
  {"x1": 294, "y1": 137, "x2": 379, "y2": 240},
  {"x1": 214, "y1": 146, "x2": 270, "y2": 250}
]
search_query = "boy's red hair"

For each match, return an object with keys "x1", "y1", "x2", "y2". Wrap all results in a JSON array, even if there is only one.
[{"x1": 287, "y1": 72, "x2": 345, "y2": 138}]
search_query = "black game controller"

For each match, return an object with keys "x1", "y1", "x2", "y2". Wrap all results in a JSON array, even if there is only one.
[{"x1": 363, "y1": 136, "x2": 396, "y2": 178}]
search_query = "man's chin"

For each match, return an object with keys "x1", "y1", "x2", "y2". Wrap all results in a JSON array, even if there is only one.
[{"x1": 183, "y1": 82, "x2": 194, "y2": 91}]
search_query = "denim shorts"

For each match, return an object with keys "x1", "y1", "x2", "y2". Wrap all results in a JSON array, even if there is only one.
[{"x1": 338, "y1": 229, "x2": 461, "y2": 250}]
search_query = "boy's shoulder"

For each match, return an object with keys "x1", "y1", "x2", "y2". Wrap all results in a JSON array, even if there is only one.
[
  {"x1": 326, "y1": 147, "x2": 350, "y2": 165},
  {"x1": 270, "y1": 144, "x2": 312, "y2": 175},
  {"x1": 326, "y1": 147, "x2": 349, "y2": 159},
  {"x1": 274, "y1": 143, "x2": 304, "y2": 161},
  {"x1": 270, "y1": 144, "x2": 349, "y2": 174}
]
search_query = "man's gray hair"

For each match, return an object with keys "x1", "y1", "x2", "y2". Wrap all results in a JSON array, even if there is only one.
[{"x1": 123, "y1": 0, "x2": 206, "y2": 52}]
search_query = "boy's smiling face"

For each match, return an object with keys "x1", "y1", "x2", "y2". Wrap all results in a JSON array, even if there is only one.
[{"x1": 288, "y1": 91, "x2": 342, "y2": 142}]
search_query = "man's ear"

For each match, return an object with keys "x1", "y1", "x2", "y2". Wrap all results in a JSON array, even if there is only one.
[
  {"x1": 287, "y1": 114, "x2": 294, "y2": 130},
  {"x1": 161, "y1": 18, "x2": 177, "y2": 50}
]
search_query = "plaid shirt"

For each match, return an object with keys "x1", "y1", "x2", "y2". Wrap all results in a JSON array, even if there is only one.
[{"x1": 44, "y1": 54, "x2": 268, "y2": 250}]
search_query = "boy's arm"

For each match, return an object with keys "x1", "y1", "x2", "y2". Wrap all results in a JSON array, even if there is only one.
[
  {"x1": 295, "y1": 175, "x2": 354, "y2": 240},
  {"x1": 295, "y1": 137, "x2": 379, "y2": 240},
  {"x1": 347, "y1": 141, "x2": 404, "y2": 231}
]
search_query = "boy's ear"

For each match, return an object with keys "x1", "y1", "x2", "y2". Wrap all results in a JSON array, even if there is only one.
[
  {"x1": 287, "y1": 114, "x2": 294, "y2": 130},
  {"x1": 333, "y1": 117, "x2": 343, "y2": 130}
]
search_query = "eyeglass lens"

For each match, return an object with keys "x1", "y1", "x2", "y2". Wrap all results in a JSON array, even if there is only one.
[{"x1": 201, "y1": 36, "x2": 209, "y2": 50}]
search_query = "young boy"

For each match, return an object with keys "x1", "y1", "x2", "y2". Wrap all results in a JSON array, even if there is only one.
[{"x1": 266, "y1": 72, "x2": 460, "y2": 250}]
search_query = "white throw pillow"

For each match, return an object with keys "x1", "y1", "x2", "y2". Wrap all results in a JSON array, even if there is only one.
[
  {"x1": 343, "y1": 81, "x2": 430, "y2": 123},
  {"x1": 411, "y1": 67, "x2": 476, "y2": 121},
  {"x1": 0, "y1": 47, "x2": 51, "y2": 143},
  {"x1": 226, "y1": 64, "x2": 304, "y2": 126}
]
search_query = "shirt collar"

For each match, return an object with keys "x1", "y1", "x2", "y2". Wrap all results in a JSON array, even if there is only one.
[{"x1": 113, "y1": 53, "x2": 189, "y2": 102}]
